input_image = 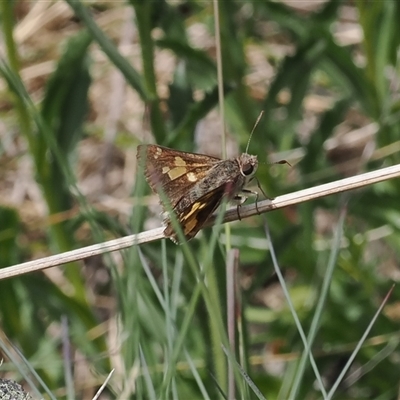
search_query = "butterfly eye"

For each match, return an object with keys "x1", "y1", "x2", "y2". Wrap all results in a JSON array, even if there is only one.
[{"x1": 242, "y1": 163, "x2": 254, "y2": 176}]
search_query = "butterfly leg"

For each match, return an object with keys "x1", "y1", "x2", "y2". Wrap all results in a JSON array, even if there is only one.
[
  {"x1": 240, "y1": 189, "x2": 261, "y2": 214},
  {"x1": 236, "y1": 203, "x2": 242, "y2": 220},
  {"x1": 254, "y1": 178, "x2": 274, "y2": 201},
  {"x1": 233, "y1": 179, "x2": 273, "y2": 220},
  {"x1": 233, "y1": 188, "x2": 259, "y2": 219},
  {"x1": 232, "y1": 194, "x2": 246, "y2": 220}
]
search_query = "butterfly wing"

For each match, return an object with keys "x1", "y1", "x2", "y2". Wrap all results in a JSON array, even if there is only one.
[
  {"x1": 137, "y1": 145, "x2": 222, "y2": 208},
  {"x1": 137, "y1": 144, "x2": 244, "y2": 242},
  {"x1": 164, "y1": 185, "x2": 227, "y2": 241},
  {"x1": 164, "y1": 176, "x2": 245, "y2": 241}
]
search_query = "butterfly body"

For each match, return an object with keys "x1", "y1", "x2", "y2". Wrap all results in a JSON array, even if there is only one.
[{"x1": 137, "y1": 145, "x2": 258, "y2": 242}]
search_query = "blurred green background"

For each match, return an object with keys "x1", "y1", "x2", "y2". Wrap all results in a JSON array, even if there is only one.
[{"x1": 1, "y1": 0, "x2": 400, "y2": 399}]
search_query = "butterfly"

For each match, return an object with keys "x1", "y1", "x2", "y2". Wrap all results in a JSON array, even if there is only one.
[{"x1": 137, "y1": 144, "x2": 264, "y2": 243}]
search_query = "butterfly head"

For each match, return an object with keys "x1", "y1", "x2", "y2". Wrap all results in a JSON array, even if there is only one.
[{"x1": 238, "y1": 153, "x2": 258, "y2": 181}]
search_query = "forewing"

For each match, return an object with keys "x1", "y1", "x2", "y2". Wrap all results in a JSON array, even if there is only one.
[{"x1": 137, "y1": 145, "x2": 222, "y2": 207}]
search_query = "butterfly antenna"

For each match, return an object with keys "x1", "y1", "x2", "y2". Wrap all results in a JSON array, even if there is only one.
[{"x1": 245, "y1": 110, "x2": 264, "y2": 154}]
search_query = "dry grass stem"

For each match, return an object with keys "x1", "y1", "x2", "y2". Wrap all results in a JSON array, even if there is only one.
[{"x1": 1, "y1": 163, "x2": 399, "y2": 281}]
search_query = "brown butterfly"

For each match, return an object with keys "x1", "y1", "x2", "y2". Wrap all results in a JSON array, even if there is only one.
[{"x1": 137, "y1": 144, "x2": 265, "y2": 243}]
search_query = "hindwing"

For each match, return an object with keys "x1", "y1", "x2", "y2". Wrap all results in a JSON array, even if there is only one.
[{"x1": 164, "y1": 185, "x2": 228, "y2": 241}]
